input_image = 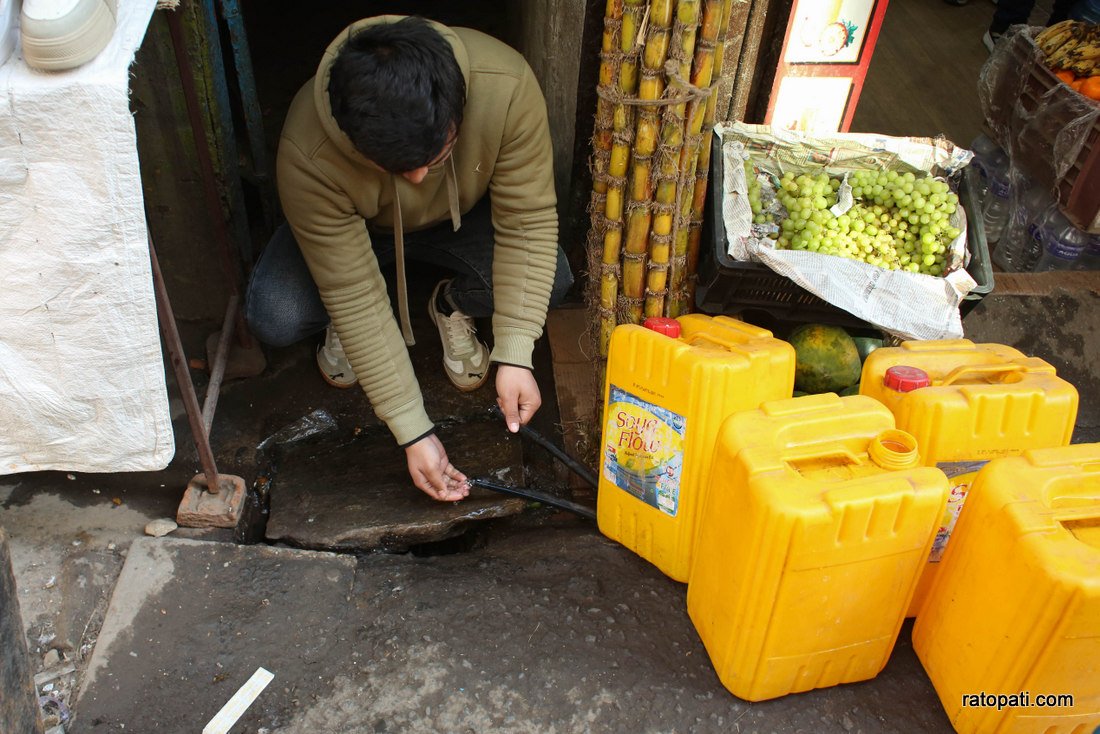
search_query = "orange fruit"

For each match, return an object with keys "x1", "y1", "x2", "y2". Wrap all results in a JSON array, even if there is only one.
[
  {"x1": 1056, "y1": 70, "x2": 1076, "y2": 85},
  {"x1": 1071, "y1": 78, "x2": 1087, "y2": 93},
  {"x1": 1082, "y1": 76, "x2": 1100, "y2": 101}
]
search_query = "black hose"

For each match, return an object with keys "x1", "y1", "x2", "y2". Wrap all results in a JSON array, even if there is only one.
[
  {"x1": 489, "y1": 405, "x2": 599, "y2": 489},
  {"x1": 468, "y1": 477, "x2": 596, "y2": 521}
]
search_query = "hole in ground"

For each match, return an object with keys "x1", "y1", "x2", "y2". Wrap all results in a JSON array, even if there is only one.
[{"x1": 407, "y1": 523, "x2": 494, "y2": 557}]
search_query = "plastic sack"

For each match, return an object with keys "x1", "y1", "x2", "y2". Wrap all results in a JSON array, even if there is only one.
[
  {"x1": 716, "y1": 122, "x2": 977, "y2": 341},
  {"x1": 980, "y1": 26, "x2": 1100, "y2": 191},
  {"x1": 0, "y1": 0, "x2": 170, "y2": 474}
]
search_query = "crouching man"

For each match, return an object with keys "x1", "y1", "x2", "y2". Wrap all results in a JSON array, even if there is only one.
[{"x1": 246, "y1": 16, "x2": 572, "y2": 501}]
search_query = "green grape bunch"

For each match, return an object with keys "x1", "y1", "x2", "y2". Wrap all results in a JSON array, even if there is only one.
[{"x1": 747, "y1": 166, "x2": 963, "y2": 277}]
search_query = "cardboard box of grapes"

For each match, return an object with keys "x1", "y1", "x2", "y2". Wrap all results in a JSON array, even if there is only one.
[{"x1": 714, "y1": 122, "x2": 981, "y2": 341}]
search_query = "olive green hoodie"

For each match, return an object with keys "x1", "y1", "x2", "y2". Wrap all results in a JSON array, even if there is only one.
[{"x1": 277, "y1": 17, "x2": 558, "y2": 445}]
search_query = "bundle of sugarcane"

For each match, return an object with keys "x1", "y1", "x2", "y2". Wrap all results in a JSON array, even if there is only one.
[
  {"x1": 587, "y1": 0, "x2": 739, "y2": 355},
  {"x1": 642, "y1": 0, "x2": 701, "y2": 320},
  {"x1": 681, "y1": 0, "x2": 735, "y2": 310},
  {"x1": 668, "y1": 0, "x2": 732, "y2": 315},
  {"x1": 622, "y1": 0, "x2": 676, "y2": 323},
  {"x1": 591, "y1": 0, "x2": 646, "y2": 356}
]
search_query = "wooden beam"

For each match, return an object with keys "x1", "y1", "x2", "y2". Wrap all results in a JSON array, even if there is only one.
[{"x1": 992, "y1": 271, "x2": 1100, "y2": 297}]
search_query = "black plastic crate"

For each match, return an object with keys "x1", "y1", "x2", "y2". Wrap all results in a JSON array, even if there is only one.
[{"x1": 695, "y1": 132, "x2": 995, "y2": 332}]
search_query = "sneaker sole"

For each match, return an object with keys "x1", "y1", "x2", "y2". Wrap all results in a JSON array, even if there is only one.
[
  {"x1": 316, "y1": 353, "x2": 357, "y2": 389},
  {"x1": 450, "y1": 366, "x2": 489, "y2": 392},
  {"x1": 21, "y1": 0, "x2": 116, "y2": 71},
  {"x1": 318, "y1": 370, "x2": 357, "y2": 389}
]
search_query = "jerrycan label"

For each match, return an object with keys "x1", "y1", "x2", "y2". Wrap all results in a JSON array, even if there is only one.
[
  {"x1": 603, "y1": 385, "x2": 686, "y2": 517},
  {"x1": 928, "y1": 461, "x2": 988, "y2": 562}
]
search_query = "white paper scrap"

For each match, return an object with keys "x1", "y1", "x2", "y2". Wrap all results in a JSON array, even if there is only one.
[{"x1": 203, "y1": 667, "x2": 275, "y2": 734}]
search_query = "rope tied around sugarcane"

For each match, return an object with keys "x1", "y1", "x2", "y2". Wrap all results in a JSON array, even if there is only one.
[
  {"x1": 616, "y1": 295, "x2": 644, "y2": 321},
  {"x1": 611, "y1": 127, "x2": 636, "y2": 147},
  {"x1": 596, "y1": 59, "x2": 716, "y2": 108},
  {"x1": 603, "y1": 173, "x2": 628, "y2": 193}
]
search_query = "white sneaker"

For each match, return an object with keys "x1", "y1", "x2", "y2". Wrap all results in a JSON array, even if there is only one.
[
  {"x1": 428, "y1": 280, "x2": 489, "y2": 392},
  {"x1": 316, "y1": 325, "x2": 357, "y2": 389},
  {"x1": 20, "y1": 0, "x2": 116, "y2": 71},
  {"x1": 0, "y1": 0, "x2": 18, "y2": 67}
]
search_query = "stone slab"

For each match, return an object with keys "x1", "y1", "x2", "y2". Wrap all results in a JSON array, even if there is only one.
[
  {"x1": 74, "y1": 537, "x2": 356, "y2": 732},
  {"x1": 1, "y1": 528, "x2": 44, "y2": 734},
  {"x1": 266, "y1": 418, "x2": 526, "y2": 552}
]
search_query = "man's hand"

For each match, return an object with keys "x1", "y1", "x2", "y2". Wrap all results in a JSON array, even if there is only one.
[
  {"x1": 405, "y1": 434, "x2": 469, "y2": 502},
  {"x1": 496, "y1": 365, "x2": 542, "y2": 433}
]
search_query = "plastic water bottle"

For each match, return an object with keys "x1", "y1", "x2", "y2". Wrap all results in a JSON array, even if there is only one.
[
  {"x1": 1017, "y1": 202, "x2": 1052, "y2": 272},
  {"x1": 981, "y1": 162, "x2": 1012, "y2": 244},
  {"x1": 968, "y1": 135, "x2": 1003, "y2": 203},
  {"x1": 994, "y1": 180, "x2": 1052, "y2": 271},
  {"x1": 1074, "y1": 233, "x2": 1100, "y2": 270},
  {"x1": 1033, "y1": 207, "x2": 1088, "y2": 271}
]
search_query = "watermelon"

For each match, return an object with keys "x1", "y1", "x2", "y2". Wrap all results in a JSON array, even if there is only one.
[
  {"x1": 788, "y1": 324, "x2": 862, "y2": 394},
  {"x1": 851, "y1": 336, "x2": 884, "y2": 364}
]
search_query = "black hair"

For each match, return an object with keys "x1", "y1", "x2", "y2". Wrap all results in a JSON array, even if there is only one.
[{"x1": 328, "y1": 17, "x2": 466, "y2": 173}]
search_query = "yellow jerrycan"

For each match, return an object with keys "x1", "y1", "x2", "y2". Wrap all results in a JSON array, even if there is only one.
[
  {"x1": 597, "y1": 314, "x2": 794, "y2": 582},
  {"x1": 687, "y1": 394, "x2": 948, "y2": 701},
  {"x1": 860, "y1": 339, "x2": 1078, "y2": 616},
  {"x1": 912, "y1": 445, "x2": 1100, "y2": 734}
]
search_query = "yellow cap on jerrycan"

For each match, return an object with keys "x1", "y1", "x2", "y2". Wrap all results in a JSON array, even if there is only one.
[
  {"x1": 913, "y1": 445, "x2": 1100, "y2": 734},
  {"x1": 687, "y1": 394, "x2": 949, "y2": 702},
  {"x1": 860, "y1": 339, "x2": 1078, "y2": 617},
  {"x1": 597, "y1": 314, "x2": 795, "y2": 583}
]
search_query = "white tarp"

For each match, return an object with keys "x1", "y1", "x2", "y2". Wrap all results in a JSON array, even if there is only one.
[
  {"x1": 717, "y1": 122, "x2": 978, "y2": 341},
  {"x1": 0, "y1": 0, "x2": 172, "y2": 473}
]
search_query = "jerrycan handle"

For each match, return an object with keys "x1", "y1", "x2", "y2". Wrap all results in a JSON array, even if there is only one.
[
  {"x1": 786, "y1": 446, "x2": 864, "y2": 473},
  {"x1": 1054, "y1": 505, "x2": 1100, "y2": 522},
  {"x1": 901, "y1": 339, "x2": 974, "y2": 352},
  {"x1": 938, "y1": 363, "x2": 1026, "y2": 386},
  {"x1": 683, "y1": 331, "x2": 740, "y2": 351}
]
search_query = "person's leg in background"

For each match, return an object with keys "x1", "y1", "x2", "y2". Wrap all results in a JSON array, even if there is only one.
[
  {"x1": 403, "y1": 196, "x2": 573, "y2": 319},
  {"x1": 371, "y1": 195, "x2": 574, "y2": 391},
  {"x1": 1046, "y1": 0, "x2": 1077, "y2": 26},
  {"x1": 244, "y1": 223, "x2": 358, "y2": 387},
  {"x1": 984, "y1": 0, "x2": 1078, "y2": 52}
]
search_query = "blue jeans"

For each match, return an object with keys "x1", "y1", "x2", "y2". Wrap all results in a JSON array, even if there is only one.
[{"x1": 245, "y1": 197, "x2": 573, "y2": 347}]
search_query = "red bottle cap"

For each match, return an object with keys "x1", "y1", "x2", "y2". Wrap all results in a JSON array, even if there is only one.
[
  {"x1": 884, "y1": 365, "x2": 932, "y2": 392},
  {"x1": 643, "y1": 317, "x2": 681, "y2": 338}
]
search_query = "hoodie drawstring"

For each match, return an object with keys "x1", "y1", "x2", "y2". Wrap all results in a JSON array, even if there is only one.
[
  {"x1": 391, "y1": 156, "x2": 464, "y2": 347},
  {"x1": 446, "y1": 155, "x2": 462, "y2": 232},
  {"x1": 391, "y1": 176, "x2": 415, "y2": 346}
]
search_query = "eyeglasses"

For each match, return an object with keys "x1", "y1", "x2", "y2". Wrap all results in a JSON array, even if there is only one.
[{"x1": 423, "y1": 135, "x2": 457, "y2": 170}]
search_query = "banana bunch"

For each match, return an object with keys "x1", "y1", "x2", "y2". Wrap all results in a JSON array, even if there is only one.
[{"x1": 1036, "y1": 20, "x2": 1100, "y2": 78}]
